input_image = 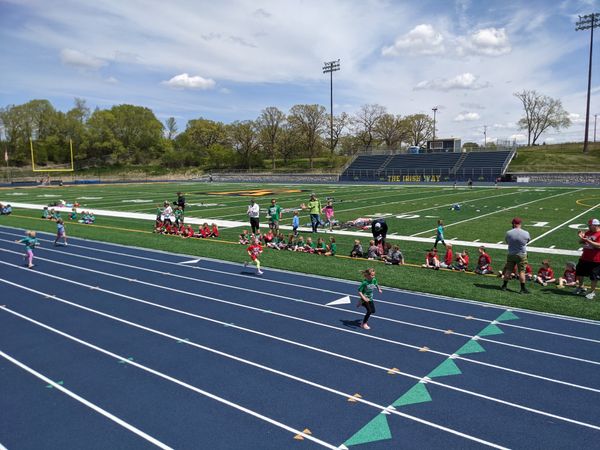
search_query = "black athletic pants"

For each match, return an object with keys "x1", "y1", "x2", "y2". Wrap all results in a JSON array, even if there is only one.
[
  {"x1": 250, "y1": 217, "x2": 260, "y2": 234},
  {"x1": 361, "y1": 300, "x2": 376, "y2": 324}
]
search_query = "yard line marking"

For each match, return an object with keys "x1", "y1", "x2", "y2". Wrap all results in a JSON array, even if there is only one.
[
  {"x1": 3, "y1": 285, "x2": 600, "y2": 434},
  {"x1": 1, "y1": 262, "x2": 599, "y2": 394},
  {"x1": 4, "y1": 243, "x2": 600, "y2": 358},
  {"x1": 0, "y1": 307, "x2": 338, "y2": 449},
  {"x1": 528, "y1": 202, "x2": 600, "y2": 244},
  {"x1": 0, "y1": 350, "x2": 173, "y2": 450},
  {"x1": 0, "y1": 304, "x2": 507, "y2": 449},
  {"x1": 2, "y1": 225, "x2": 598, "y2": 326},
  {"x1": 549, "y1": 245, "x2": 556, "y2": 249},
  {"x1": 410, "y1": 189, "x2": 585, "y2": 237}
]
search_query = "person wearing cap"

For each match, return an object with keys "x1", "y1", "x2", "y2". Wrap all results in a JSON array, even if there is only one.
[
  {"x1": 371, "y1": 218, "x2": 388, "y2": 250},
  {"x1": 247, "y1": 199, "x2": 260, "y2": 234},
  {"x1": 501, "y1": 217, "x2": 531, "y2": 294},
  {"x1": 302, "y1": 194, "x2": 322, "y2": 233},
  {"x1": 574, "y1": 218, "x2": 600, "y2": 300}
]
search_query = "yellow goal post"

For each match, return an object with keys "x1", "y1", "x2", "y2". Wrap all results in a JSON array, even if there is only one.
[{"x1": 30, "y1": 137, "x2": 75, "y2": 172}]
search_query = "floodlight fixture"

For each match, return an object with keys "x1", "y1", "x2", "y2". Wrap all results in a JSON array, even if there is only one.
[{"x1": 576, "y1": 13, "x2": 600, "y2": 153}]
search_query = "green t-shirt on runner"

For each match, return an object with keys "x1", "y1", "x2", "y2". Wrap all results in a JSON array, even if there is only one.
[
  {"x1": 358, "y1": 277, "x2": 379, "y2": 301},
  {"x1": 267, "y1": 205, "x2": 282, "y2": 222},
  {"x1": 307, "y1": 200, "x2": 321, "y2": 214},
  {"x1": 19, "y1": 237, "x2": 39, "y2": 251}
]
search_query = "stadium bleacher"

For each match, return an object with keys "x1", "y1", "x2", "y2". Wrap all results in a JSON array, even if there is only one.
[{"x1": 340, "y1": 150, "x2": 514, "y2": 182}]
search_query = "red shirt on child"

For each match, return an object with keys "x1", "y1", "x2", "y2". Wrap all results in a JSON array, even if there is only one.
[{"x1": 247, "y1": 243, "x2": 263, "y2": 260}]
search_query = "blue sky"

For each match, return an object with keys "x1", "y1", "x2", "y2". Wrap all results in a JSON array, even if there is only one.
[{"x1": 1, "y1": 0, "x2": 599, "y2": 144}]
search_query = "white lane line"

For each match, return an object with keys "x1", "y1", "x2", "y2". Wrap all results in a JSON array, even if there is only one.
[
  {"x1": 0, "y1": 306, "x2": 338, "y2": 449},
  {"x1": 3, "y1": 244, "x2": 599, "y2": 365},
  {"x1": 0, "y1": 350, "x2": 173, "y2": 450},
  {"x1": 0, "y1": 304, "x2": 507, "y2": 449},
  {"x1": 1, "y1": 260, "x2": 599, "y2": 395},
  {"x1": 3, "y1": 279, "x2": 599, "y2": 431},
  {"x1": 410, "y1": 189, "x2": 585, "y2": 237},
  {"x1": 528, "y1": 202, "x2": 600, "y2": 244},
  {"x1": 5, "y1": 226, "x2": 598, "y2": 328}
]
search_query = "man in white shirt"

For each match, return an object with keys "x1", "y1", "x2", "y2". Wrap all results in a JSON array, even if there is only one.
[{"x1": 247, "y1": 199, "x2": 260, "y2": 234}]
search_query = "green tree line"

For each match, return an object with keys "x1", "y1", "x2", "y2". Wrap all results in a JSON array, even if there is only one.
[{"x1": 0, "y1": 99, "x2": 437, "y2": 170}]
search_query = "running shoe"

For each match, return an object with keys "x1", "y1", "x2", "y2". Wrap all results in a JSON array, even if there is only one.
[
  {"x1": 585, "y1": 291, "x2": 596, "y2": 300},
  {"x1": 243, "y1": 262, "x2": 248, "y2": 268},
  {"x1": 257, "y1": 270, "x2": 263, "y2": 275},
  {"x1": 361, "y1": 323, "x2": 370, "y2": 330}
]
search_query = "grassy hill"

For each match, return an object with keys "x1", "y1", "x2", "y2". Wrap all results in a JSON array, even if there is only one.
[{"x1": 508, "y1": 142, "x2": 600, "y2": 172}]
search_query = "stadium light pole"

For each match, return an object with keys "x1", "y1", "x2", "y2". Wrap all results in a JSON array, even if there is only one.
[
  {"x1": 576, "y1": 13, "x2": 600, "y2": 154},
  {"x1": 432, "y1": 107, "x2": 438, "y2": 146},
  {"x1": 595, "y1": 114, "x2": 598, "y2": 142},
  {"x1": 322, "y1": 59, "x2": 340, "y2": 153}
]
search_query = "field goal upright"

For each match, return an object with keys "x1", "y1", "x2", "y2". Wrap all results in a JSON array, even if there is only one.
[{"x1": 30, "y1": 137, "x2": 75, "y2": 172}]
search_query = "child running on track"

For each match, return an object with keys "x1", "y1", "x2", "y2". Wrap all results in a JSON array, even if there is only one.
[
  {"x1": 244, "y1": 237, "x2": 264, "y2": 275},
  {"x1": 16, "y1": 230, "x2": 40, "y2": 268},
  {"x1": 356, "y1": 268, "x2": 382, "y2": 330},
  {"x1": 54, "y1": 218, "x2": 68, "y2": 246}
]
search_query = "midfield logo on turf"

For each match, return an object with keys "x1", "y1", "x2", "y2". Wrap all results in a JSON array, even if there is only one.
[{"x1": 198, "y1": 189, "x2": 308, "y2": 197}]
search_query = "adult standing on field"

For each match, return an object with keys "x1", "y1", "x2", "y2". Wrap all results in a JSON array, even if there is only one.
[
  {"x1": 500, "y1": 217, "x2": 530, "y2": 294},
  {"x1": 176, "y1": 192, "x2": 186, "y2": 211},
  {"x1": 302, "y1": 194, "x2": 322, "y2": 233},
  {"x1": 573, "y1": 218, "x2": 600, "y2": 300},
  {"x1": 247, "y1": 199, "x2": 260, "y2": 234},
  {"x1": 267, "y1": 198, "x2": 282, "y2": 235}
]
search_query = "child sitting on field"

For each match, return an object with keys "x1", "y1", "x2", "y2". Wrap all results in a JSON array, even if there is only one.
[
  {"x1": 536, "y1": 260, "x2": 556, "y2": 286},
  {"x1": 367, "y1": 240, "x2": 380, "y2": 260},
  {"x1": 263, "y1": 229, "x2": 275, "y2": 245},
  {"x1": 557, "y1": 262, "x2": 577, "y2": 288},
  {"x1": 182, "y1": 224, "x2": 195, "y2": 238},
  {"x1": 154, "y1": 220, "x2": 165, "y2": 234},
  {"x1": 210, "y1": 223, "x2": 219, "y2": 238},
  {"x1": 69, "y1": 208, "x2": 77, "y2": 221},
  {"x1": 314, "y1": 237, "x2": 327, "y2": 254},
  {"x1": 275, "y1": 233, "x2": 287, "y2": 250},
  {"x1": 474, "y1": 246, "x2": 493, "y2": 275},
  {"x1": 295, "y1": 236, "x2": 305, "y2": 251},
  {"x1": 422, "y1": 248, "x2": 440, "y2": 269},
  {"x1": 199, "y1": 223, "x2": 211, "y2": 238},
  {"x1": 385, "y1": 245, "x2": 404, "y2": 265},
  {"x1": 452, "y1": 250, "x2": 469, "y2": 271},
  {"x1": 239, "y1": 230, "x2": 250, "y2": 245},
  {"x1": 42, "y1": 206, "x2": 50, "y2": 219},
  {"x1": 304, "y1": 236, "x2": 316, "y2": 253},
  {"x1": 350, "y1": 240, "x2": 364, "y2": 258},
  {"x1": 439, "y1": 243, "x2": 453, "y2": 269},
  {"x1": 324, "y1": 237, "x2": 336, "y2": 256}
]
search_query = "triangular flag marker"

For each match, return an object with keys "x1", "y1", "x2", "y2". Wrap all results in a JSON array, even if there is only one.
[
  {"x1": 496, "y1": 310, "x2": 520, "y2": 322},
  {"x1": 392, "y1": 383, "x2": 432, "y2": 407},
  {"x1": 347, "y1": 393, "x2": 362, "y2": 402},
  {"x1": 387, "y1": 367, "x2": 400, "y2": 375},
  {"x1": 326, "y1": 295, "x2": 351, "y2": 306},
  {"x1": 428, "y1": 358, "x2": 462, "y2": 378},
  {"x1": 478, "y1": 323, "x2": 504, "y2": 337},
  {"x1": 456, "y1": 339, "x2": 486, "y2": 355},
  {"x1": 180, "y1": 259, "x2": 201, "y2": 265},
  {"x1": 344, "y1": 414, "x2": 392, "y2": 447}
]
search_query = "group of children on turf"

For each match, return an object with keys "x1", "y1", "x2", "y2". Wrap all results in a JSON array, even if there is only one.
[
  {"x1": 41, "y1": 206, "x2": 95, "y2": 224},
  {"x1": 239, "y1": 229, "x2": 337, "y2": 256},
  {"x1": 350, "y1": 240, "x2": 405, "y2": 265},
  {"x1": 152, "y1": 200, "x2": 220, "y2": 239}
]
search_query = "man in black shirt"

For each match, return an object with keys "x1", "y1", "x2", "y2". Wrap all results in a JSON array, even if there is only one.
[{"x1": 176, "y1": 192, "x2": 186, "y2": 211}]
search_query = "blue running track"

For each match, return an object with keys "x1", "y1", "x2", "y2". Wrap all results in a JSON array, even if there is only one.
[{"x1": 0, "y1": 225, "x2": 599, "y2": 449}]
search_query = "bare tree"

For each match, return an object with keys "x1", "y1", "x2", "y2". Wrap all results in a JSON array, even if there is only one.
[
  {"x1": 404, "y1": 114, "x2": 433, "y2": 147},
  {"x1": 165, "y1": 117, "x2": 178, "y2": 140},
  {"x1": 227, "y1": 120, "x2": 259, "y2": 169},
  {"x1": 330, "y1": 112, "x2": 350, "y2": 154},
  {"x1": 352, "y1": 104, "x2": 386, "y2": 150},
  {"x1": 288, "y1": 104, "x2": 327, "y2": 169},
  {"x1": 514, "y1": 90, "x2": 571, "y2": 146},
  {"x1": 256, "y1": 106, "x2": 285, "y2": 169},
  {"x1": 374, "y1": 113, "x2": 406, "y2": 149}
]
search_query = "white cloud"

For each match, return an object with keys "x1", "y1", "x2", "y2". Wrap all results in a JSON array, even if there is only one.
[
  {"x1": 60, "y1": 48, "x2": 107, "y2": 70},
  {"x1": 458, "y1": 28, "x2": 511, "y2": 56},
  {"x1": 454, "y1": 112, "x2": 480, "y2": 121},
  {"x1": 414, "y1": 73, "x2": 489, "y2": 91},
  {"x1": 510, "y1": 133, "x2": 527, "y2": 142},
  {"x1": 105, "y1": 76, "x2": 118, "y2": 84},
  {"x1": 163, "y1": 73, "x2": 216, "y2": 90},
  {"x1": 568, "y1": 112, "x2": 586, "y2": 123},
  {"x1": 382, "y1": 24, "x2": 444, "y2": 56}
]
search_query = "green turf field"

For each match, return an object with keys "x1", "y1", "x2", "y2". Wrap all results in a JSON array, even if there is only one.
[{"x1": 1, "y1": 181, "x2": 600, "y2": 320}]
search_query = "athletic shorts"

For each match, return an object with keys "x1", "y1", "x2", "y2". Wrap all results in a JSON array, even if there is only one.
[
  {"x1": 576, "y1": 260, "x2": 600, "y2": 280},
  {"x1": 504, "y1": 253, "x2": 528, "y2": 274}
]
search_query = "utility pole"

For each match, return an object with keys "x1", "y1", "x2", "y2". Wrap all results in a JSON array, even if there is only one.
[
  {"x1": 595, "y1": 114, "x2": 598, "y2": 142},
  {"x1": 322, "y1": 59, "x2": 340, "y2": 153},
  {"x1": 576, "y1": 13, "x2": 600, "y2": 154}
]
